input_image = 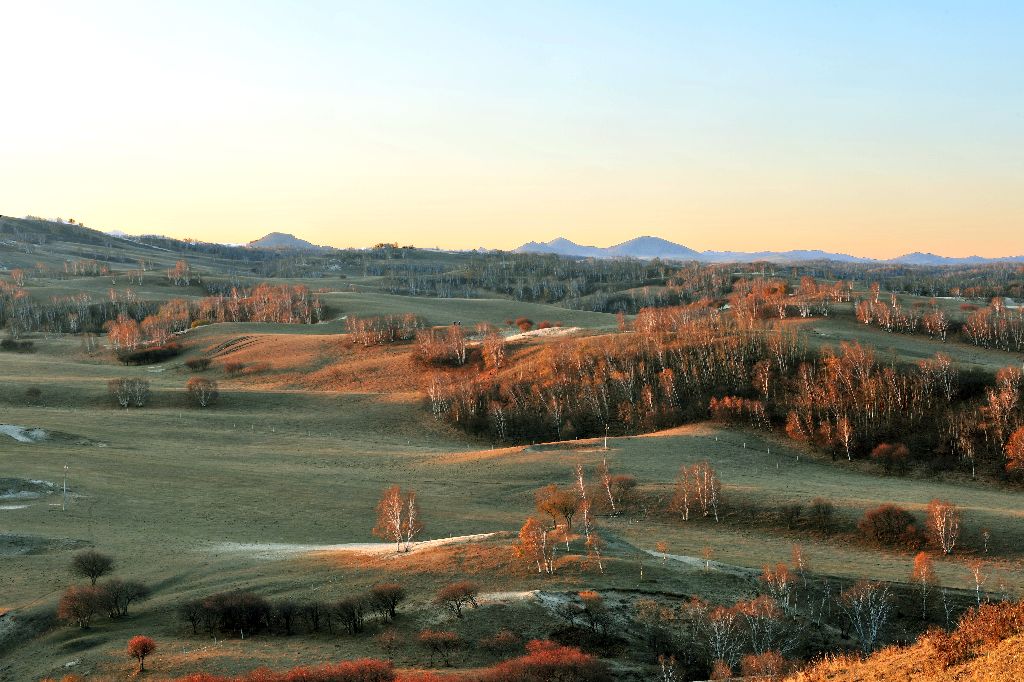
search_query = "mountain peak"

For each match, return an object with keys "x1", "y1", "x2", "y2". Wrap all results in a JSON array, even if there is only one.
[
  {"x1": 247, "y1": 232, "x2": 324, "y2": 250},
  {"x1": 513, "y1": 236, "x2": 1024, "y2": 264}
]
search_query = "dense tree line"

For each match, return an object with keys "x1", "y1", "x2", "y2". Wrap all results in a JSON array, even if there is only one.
[
  {"x1": 426, "y1": 301, "x2": 1024, "y2": 478},
  {"x1": 179, "y1": 584, "x2": 407, "y2": 638},
  {"x1": 369, "y1": 252, "x2": 733, "y2": 313}
]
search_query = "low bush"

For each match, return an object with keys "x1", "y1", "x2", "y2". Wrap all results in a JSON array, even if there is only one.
[
  {"x1": 418, "y1": 629, "x2": 462, "y2": 667},
  {"x1": 478, "y1": 639, "x2": 612, "y2": 681},
  {"x1": 0, "y1": 338, "x2": 35, "y2": 352},
  {"x1": 164, "y1": 659, "x2": 394, "y2": 682},
  {"x1": 479, "y1": 629, "x2": 524, "y2": 657},
  {"x1": 808, "y1": 497, "x2": 836, "y2": 534},
  {"x1": 185, "y1": 357, "x2": 211, "y2": 371},
  {"x1": 870, "y1": 443, "x2": 910, "y2": 475},
  {"x1": 858, "y1": 503, "x2": 925, "y2": 550},
  {"x1": 433, "y1": 581, "x2": 479, "y2": 618},
  {"x1": 118, "y1": 342, "x2": 182, "y2": 365},
  {"x1": 778, "y1": 502, "x2": 803, "y2": 529}
]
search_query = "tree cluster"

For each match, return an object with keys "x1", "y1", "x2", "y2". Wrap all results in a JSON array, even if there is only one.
[{"x1": 180, "y1": 585, "x2": 407, "y2": 638}]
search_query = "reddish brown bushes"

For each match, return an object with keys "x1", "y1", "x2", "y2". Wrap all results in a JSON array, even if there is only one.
[
  {"x1": 433, "y1": 581, "x2": 479, "y2": 618},
  {"x1": 870, "y1": 443, "x2": 910, "y2": 475},
  {"x1": 479, "y1": 629, "x2": 524, "y2": 657},
  {"x1": 418, "y1": 629, "x2": 462, "y2": 667},
  {"x1": 857, "y1": 504, "x2": 925, "y2": 550},
  {"x1": 167, "y1": 659, "x2": 394, "y2": 682},
  {"x1": 477, "y1": 640, "x2": 611, "y2": 681}
]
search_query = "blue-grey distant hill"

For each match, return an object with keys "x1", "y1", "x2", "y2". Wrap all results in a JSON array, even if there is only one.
[
  {"x1": 514, "y1": 237, "x2": 1024, "y2": 265},
  {"x1": 247, "y1": 232, "x2": 327, "y2": 251}
]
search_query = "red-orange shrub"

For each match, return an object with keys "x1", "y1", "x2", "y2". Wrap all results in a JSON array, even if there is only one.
[
  {"x1": 858, "y1": 504, "x2": 925, "y2": 549},
  {"x1": 167, "y1": 658, "x2": 394, "y2": 681},
  {"x1": 477, "y1": 640, "x2": 611, "y2": 681}
]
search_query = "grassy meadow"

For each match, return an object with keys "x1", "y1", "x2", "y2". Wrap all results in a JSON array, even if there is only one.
[
  {"x1": 2, "y1": 232, "x2": 1023, "y2": 679},
  {"x1": 3, "y1": 312, "x2": 1022, "y2": 679}
]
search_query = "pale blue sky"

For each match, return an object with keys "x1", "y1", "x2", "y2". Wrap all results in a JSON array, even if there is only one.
[{"x1": 1, "y1": 1, "x2": 1021, "y2": 255}]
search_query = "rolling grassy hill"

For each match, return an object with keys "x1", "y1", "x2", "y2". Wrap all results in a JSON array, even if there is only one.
[{"x1": 2, "y1": 322, "x2": 1020, "y2": 679}]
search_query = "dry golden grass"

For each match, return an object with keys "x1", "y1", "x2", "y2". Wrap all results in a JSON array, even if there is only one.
[{"x1": 792, "y1": 631, "x2": 1024, "y2": 681}]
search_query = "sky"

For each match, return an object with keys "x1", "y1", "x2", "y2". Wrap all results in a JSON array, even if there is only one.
[{"x1": 1, "y1": 1, "x2": 1021, "y2": 257}]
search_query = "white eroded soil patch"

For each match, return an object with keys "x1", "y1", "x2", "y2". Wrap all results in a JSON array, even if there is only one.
[
  {"x1": 0, "y1": 425, "x2": 48, "y2": 443},
  {"x1": 0, "y1": 479, "x2": 56, "y2": 500},
  {"x1": 478, "y1": 590, "x2": 570, "y2": 612},
  {"x1": 646, "y1": 549, "x2": 758, "y2": 578},
  {"x1": 209, "y1": 533, "x2": 500, "y2": 560},
  {"x1": 504, "y1": 326, "x2": 581, "y2": 343}
]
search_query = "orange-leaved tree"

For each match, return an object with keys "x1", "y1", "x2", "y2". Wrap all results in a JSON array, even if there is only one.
[{"x1": 126, "y1": 635, "x2": 156, "y2": 672}]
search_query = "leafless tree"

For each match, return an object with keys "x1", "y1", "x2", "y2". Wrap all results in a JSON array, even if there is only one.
[
  {"x1": 837, "y1": 581, "x2": 892, "y2": 654},
  {"x1": 98, "y1": 578, "x2": 150, "y2": 618},
  {"x1": 71, "y1": 549, "x2": 114, "y2": 585},
  {"x1": 108, "y1": 377, "x2": 150, "y2": 408},
  {"x1": 911, "y1": 552, "x2": 935, "y2": 619},
  {"x1": 186, "y1": 377, "x2": 219, "y2": 408},
  {"x1": 967, "y1": 560, "x2": 987, "y2": 607},
  {"x1": 373, "y1": 485, "x2": 405, "y2": 551},
  {"x1": 927, "y1": 499, "x2": 961, "y2": 555}
]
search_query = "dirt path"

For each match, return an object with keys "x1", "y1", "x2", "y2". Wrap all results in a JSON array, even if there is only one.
[
  {"x1": 645, "y1": 549, "x2": 758, "y2": 578},
  {"x1": 208, "y1": 532, "x2": 500, "y2": 560}
]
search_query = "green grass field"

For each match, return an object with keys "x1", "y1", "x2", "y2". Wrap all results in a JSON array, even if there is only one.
[
  {"x1": 0, "y1": 233, "x2": 1019, "y2": 679},
  {"x1": 803, "y1": 316, "x2": 1023, "y2": 374},
  {"x1": 3, "y1": 316, "x2": 1021, "y2": 679},
  {"x1": 321, "y1": 291, "x2": 620, "y2": 329}
]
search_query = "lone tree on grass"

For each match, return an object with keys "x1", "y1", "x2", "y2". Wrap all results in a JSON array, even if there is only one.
[
  {"x1": 71, "y1": 549, "x2": 114, "y2": 585},
  {"x1": 186, "y1": 377, "x2": 219, "y2": 408},
  {"x1": 372, "y1": 485, "x2": 423, "y2": 552},
  {"x1": 515, "y1": 516, "x2": 558, "y2": 575},
  {"x1": 927, "y1": 498, "x2": 961, "y2": 555},
  {"x1": 911, "y1": 552, "x2": 936, "y2": 619},
  {"x1": 127, "y1": 635, "x2": 157, "y2": 672},
  {"x1": 370, "y1": 583, "x2": 407, "y2": 622},
  {"x1": 58, "y1": 585, "x2": 102, "y2": 628},
  {"x1": 434, "y1": 581, "x2": 479, "y2": 619}
]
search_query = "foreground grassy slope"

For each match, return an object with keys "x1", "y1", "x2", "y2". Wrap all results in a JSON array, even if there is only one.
[
  {"x1": 2, "y1": 324, "x2": 1021, "y2": 679},
  {"x1": 322, "y1": 291, "x2": 620, "y2": 329}
]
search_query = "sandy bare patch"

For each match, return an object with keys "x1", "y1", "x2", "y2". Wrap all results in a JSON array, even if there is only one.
[
  {"x1": 479, "y1": 590, "x2": 571, "y2": 611},
  {"x1": 504, "y1": 326, "x2": 581, "y2": 342},
  {"x1": 0, "y1": 425, "x2": 48, "y2": 443},
  {"x1": 209, "y1": 533, "x2": 500, "y2": 560},
  {"x1": 646, "y1": 550, "x2": 757, "y2": 578}
]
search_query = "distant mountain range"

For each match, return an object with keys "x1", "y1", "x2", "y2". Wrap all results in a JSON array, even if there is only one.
[
  {"x1": 247, "y1": 232, "x2": 327, "y2": 251},
  {"x1": 514, "y1": 236, "x2": 1024, "y2": 265},
  {"x1": 103, "y1": 224, "x2": 1022, "y2": 265}
]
